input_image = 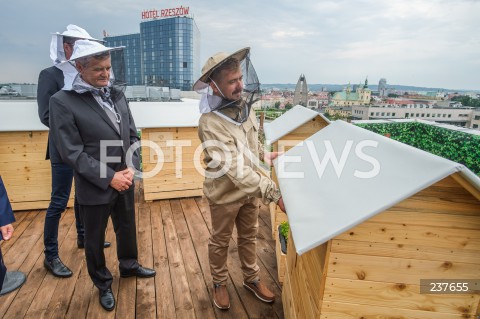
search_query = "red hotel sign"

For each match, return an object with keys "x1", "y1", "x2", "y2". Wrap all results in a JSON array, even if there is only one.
[{"x1": 141, "y1": 6, "x2": 190, "y2": 20}]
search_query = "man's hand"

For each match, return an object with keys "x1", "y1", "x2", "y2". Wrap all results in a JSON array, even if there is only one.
[
  {"x1": 277, "y1": 197, "x2": 286, "y2": 213},
  {"x1": 110, "y1": 168, "x2": 133, "y2": 192},
  {"x1": 123, "y1": 167, "x2": 135, "y2": 182},
  {"x1": 0, "y1": 224, "x2": 14, "y2": 240},
  {"x1": 264, "y1": 151, "x2": 283, "y2": 167}
]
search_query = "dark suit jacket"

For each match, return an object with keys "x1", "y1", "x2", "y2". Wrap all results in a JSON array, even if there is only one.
[
  {"x1": 0, "y1": 176, "x2": 15, "y2": 241},
  {"x1": 37, "y1": 66, "x2": 65, "y2": 163},
  {"x1": 49, "y1": 89, "x2": 140, "y2": 205}
]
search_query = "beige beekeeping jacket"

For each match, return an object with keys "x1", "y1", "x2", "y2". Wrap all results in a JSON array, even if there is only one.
[{"x1": 198, "y1": 107, "x2": 281, "y2": 205}]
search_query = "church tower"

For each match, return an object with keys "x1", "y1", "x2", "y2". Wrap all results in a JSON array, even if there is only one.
[{"x1": 293, "y1": 74, "x2": 308, "y2": 106}]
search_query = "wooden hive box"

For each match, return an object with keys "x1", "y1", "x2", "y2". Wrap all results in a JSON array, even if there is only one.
[
  {"x1": 130, "y1": 100, "x2": 204, "y2": 201},
  {"x1": 265, "y1": 105, "x2": 329, "y2": 283},
  {"x1": 276, "y1": 120, "x2": 480, "y2": 318},
  {"x1": 264, "y1": 105, "x2": 330, "y2": 239},
  {"x1": 0, "y1": 101, "x2": 74, "y2": 210}
]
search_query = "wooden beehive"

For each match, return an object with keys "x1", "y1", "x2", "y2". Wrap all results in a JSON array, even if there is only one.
[
  {"x1": 276, "y1": 120, "x2": 480, "y2": 318},
  {"x1": 265, "y1": 106, "x2": 329, "y2": 239},
  {"x1": 130, "y1": 100, "x2": 204, "y2": 201},
  {"x1": 0, "y1": 130, "x2": 75, "y2": 210},
  {"x1": 0, "y1": 102, "x2": 75, "y2": 211},
  {"x1": 284, "y1": 173, "x2": 480, "y2": 318},
  {"x1": 141, "y1": 126, "x2": 203, "y2": 200},
  {"x1": 265, "y1": 106, "x2": 329, "y2": 283}
]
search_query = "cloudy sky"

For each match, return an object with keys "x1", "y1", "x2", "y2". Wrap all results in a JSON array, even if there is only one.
[{"x1": 1, "y1": 0, "x2": 479, "y2": 90}]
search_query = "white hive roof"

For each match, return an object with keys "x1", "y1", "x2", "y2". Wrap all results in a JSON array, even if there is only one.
[
  {"x1": 264, "y1": 105, "x2": 329, "y2": 144},
  {"x1": 0, "y1": 99, "x2": 201, "y2": 131},
  {"x1": 274, "y1": 120, "x2": 480, "y2": 255}
]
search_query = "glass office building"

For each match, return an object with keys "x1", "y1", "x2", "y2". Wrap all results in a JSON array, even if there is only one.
[{"x1": 104, "y1": 16, "x2": 200, "y2": 90}]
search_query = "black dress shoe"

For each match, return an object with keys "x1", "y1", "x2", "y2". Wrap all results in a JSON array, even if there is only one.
[
  {"x1": 99, "y1": 288, "x2": 115, "y2": 311},
  {"x1": 77, "y1": 240, "x2": 112, "y2": 249},
  {"x1": 44, "y1": 258, "x2": 73, "y2": 278},
  {"x1": 120, "y1": 266, "x2": 156, "y2": 278}
]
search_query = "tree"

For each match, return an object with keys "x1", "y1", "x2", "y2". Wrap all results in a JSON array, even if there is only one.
[
  {"x1": 274, "y1": 101, "x2": 281, "y2": 109},
  {"x1": 451, "y1": 95, "x2": 480, "y2": 108}
]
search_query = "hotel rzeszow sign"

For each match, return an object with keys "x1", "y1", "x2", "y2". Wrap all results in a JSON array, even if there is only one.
[{"x1": 141, "y1": 6, "x2": 190, "y2": 20}]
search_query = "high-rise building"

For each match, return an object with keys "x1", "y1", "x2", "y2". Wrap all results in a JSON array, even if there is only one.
[
  {"x1": 104, "y1": 7, "x2": 200, "y2": 91},
  {"x1": 293, "y1": 74, "x2": 308, "y2": 106}
]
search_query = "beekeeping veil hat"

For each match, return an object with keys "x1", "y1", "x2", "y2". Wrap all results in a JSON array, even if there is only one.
[
  {"x1": 50, "y1": 25, "x2": 102, "y2": 90},
  {"x1": 193, "y1": 47, "x2": 260, "y2": 124},
  {"x1": 50, "y1": 24, "x2": 102, "y2": 65},
  {"x1": 68, "y1": 40, "x2": 127, "y2": 102}
]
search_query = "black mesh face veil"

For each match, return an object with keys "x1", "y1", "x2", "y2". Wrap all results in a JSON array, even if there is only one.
[{"x1": 196, "y1": 52, "x2": 260, "y2": 124}]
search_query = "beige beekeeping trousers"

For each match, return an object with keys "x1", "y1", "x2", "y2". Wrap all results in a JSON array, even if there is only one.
[{"x1": 208, "y1": 197, "x2": 260, "y2": 285}]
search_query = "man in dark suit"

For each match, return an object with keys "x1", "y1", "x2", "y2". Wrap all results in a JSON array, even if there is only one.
[
  {"x1": 0, "y1": 176, "x2": 26, "y2": 296},
  {"x1": 37, "y1": 25, "x2": 110, "y2": 279},
  {"x1": 49, "y1": 40, "x2": 155, "y2": 311}
]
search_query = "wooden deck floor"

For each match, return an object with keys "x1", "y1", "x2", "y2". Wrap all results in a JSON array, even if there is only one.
[{"x1": 0, "y1": 183, "x2": 284, "y2": 318}]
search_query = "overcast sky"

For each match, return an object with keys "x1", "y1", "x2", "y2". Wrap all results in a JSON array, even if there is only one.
[{"x1": 1, "y1": 0, "x2": 479, "y2": 90}]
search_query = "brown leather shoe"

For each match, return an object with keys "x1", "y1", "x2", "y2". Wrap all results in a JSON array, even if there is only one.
[
  {"x1": 213, "y1": 284, "x2": 230, "y2": 310},
  {"x1": 243, "y1": 279, "x2": 275, "y2": 303}
]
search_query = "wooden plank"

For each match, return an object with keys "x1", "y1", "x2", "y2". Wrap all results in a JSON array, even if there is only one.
[
  {"x1": 0, "y1": 160, "x2": 50, "y2": 171},
  {"x1": 288, "y1": 256, "x2": 318, "y2": 318},
  {"x1": 11, "y1": 200, "x2": 69, "y2": 211},
  {"x1": 368, "y1": 210, "x2": 480, "y2": 230},
  {"x1": 190, "y1": 197, "x2": 250, "y2": 319},
  {"x1": 219, "y1": 208, "x2": 285, "y2": 318},
  {"x1": 150, "y1": 201, "x2": 176, "y2": 319},
  {"x1": 144, "y1": 189, "x2": 203, "y2": 201},
  {"x1": 1, "y1": 212, "x2": 56, "y2": 318},
  {"x1": 0, "y1": 152, "x2": 48, "y2": 162},
  {"x1": 281, "y1": 268, "x2": 297, "y2": 319},
  {"x1": 143, "y1": 181, "x2": 203, "y2": 192},
  {"x1": 451, "y1": 172, "x2": 480, "y2": 201},
  {"x1": 64, "y1": 263, "x2": 94, "y2": 319},
  {"x1": 320, "y1": 301, "x2": 471, "y2": 319},
  {"x1": 255, "y1": 203, "x2": 284, "y2": 289},
  {"x1": 0, "y1": 214, "x2": 65, "y2": 318},
  {"x1": 144, "y1": 161, "x2": 203, "y2": 170},
  {"x1": 335, "y1": 220, "x2": 480, "y2": 251},
  {"x1": 331, "y1": 239, "x2": 480, "y2": 264},
  {"x1": 160, "y1": 200, "x2": 196, "y2": 319},
  {"x1": 43, "y1": 215, "x2": 89, "y2": 319},
  {"x1": 22, "y1": 209, "x2": 76, "y2": 318},
  {"x1": 393, "y1": 194, "x2": 479, "y2": 215},
  {"x1": 275, "y1": 232, "x2": 286, "y2": 283},
  {"x1": 327, "y1": 252, "x2": 480, "y2": 284},
  {"x1": 1, "y1": 210, "x2": 35, "y2": 256},
  {"x1": 133, "y1": 204, "x2": 156, "y2": 318},
  {"x1": 0, "y1": 131, "x2": 48, "y2": 144},
  {"x1": 324, "y1": 277, "x2": 480, "y2": 316},
  {"x1": 0, "y1": 142, "x2": 47, "y2": 153},
  {"x1": 173, "y1": 199, "x2": 216, "y2": 319}
]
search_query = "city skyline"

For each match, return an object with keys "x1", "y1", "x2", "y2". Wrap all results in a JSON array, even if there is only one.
[{"x1": 0, "y1": 0, "x2": 479, "y2": 91}]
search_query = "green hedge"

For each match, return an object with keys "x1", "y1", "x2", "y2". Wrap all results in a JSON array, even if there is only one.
[{"x1": 355, "y1": 122, "x2": 480, "y2": 175}]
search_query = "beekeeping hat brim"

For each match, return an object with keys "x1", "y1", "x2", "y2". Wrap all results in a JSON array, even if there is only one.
[
  {"x1": 193, "y1": 47, "x2": 250, "y2": 91},
  {"x1": 68, "y1": 39, "x2": 124, "y2": 62},
  {"x1": 51, "y1": 24, "x2": 102, "y2": 42}
]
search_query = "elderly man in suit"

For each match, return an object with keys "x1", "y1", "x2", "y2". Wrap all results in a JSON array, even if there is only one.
[
  {"x1": 37, "y1": 25, "x2": 110, "y2": 279},
  {"x1": 49, "y1": 40, "x2": 155, "y2": 311},
  {"x1": 0, "y1": 176, "x2": 26, "y2": 296}
]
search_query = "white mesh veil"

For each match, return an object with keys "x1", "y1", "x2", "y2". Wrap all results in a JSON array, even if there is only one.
[{"x1": 195, "y1": 50, "x2": 260, "y2": 124}]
